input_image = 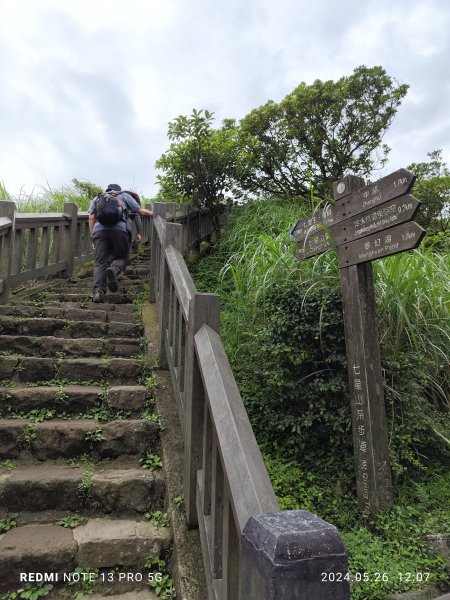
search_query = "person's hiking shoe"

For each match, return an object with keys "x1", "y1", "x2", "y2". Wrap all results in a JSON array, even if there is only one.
[
  {"x1": 105, "y1": 267, "x2": 119, "y2": 292},
  {"x1": 92, "y1": 289, "x2": 104, "y2": 303}
]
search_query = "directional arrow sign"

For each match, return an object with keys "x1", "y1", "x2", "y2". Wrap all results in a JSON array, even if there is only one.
[
  {"x1": 295, "y1": 194, "x2": 421, "y2": 260},
  {"x1": 337, "y1": 221, "x2": 426, "y2": 268},
  {"x1": 291, "y1": 168, "x2": 416, "y2": 241}
]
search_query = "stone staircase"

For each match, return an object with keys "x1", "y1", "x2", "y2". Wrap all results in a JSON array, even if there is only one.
[{"x1": 0, "y1": 253, "x2": 173, "y2": 599}]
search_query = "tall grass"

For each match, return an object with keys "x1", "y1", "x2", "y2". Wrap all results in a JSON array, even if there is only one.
[
  {"x1": 217, "y1": 199, "x2": 341, "y2": 318},
  {"x1": 209, "y1": 197, "x2": 449, "y2": 404},
  {"x1": 0, "y1": 181, "x2": 93, "y2": 212}
]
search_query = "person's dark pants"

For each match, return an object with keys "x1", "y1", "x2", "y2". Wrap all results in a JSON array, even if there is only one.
[
  {"x1": 93, "y1": 229, "x2": 129, "y2": 292},
  {"x1": 106, "y1": 232, "x2": 132, "y2": 273}
]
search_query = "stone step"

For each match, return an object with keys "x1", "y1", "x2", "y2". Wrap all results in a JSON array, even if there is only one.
[
  {"x1": 0, "y1": 316, "x2": 143, "y2": 338},
  {"x1": 0, "y1": 384, "x2": 149, "y2": 416},
  {"x1": 0, "y1": 304, "x2": 137, "y2": 324},
  {"x1": 0, "y1": 419, "x2": 159, "y2": 460},
  {"x1": 0, "y1": 335, "x2": 142, "y2": 358},
  {"x1": 0, "y1": 519, "x2": 171, "y2": 593},
  {"x1": 43, "y1": 293, "x2": 134, "y2": 304},
  {"x1": 1, "y1": 462, "x2": 164, "y2": 514},
  {"x1": 0, "y1": 355, "x2": 145, "y2": 384},
  {"x1": 58, "y1": 279, "x2": 145, "y2": 290},
  {"x1": 87, "y1": 592, "x2": 158, "y2": 600}
]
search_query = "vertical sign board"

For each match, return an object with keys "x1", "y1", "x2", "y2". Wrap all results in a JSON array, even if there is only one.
[{"x1": 292, "y1": 170, "x2": 425, "y2": 517}]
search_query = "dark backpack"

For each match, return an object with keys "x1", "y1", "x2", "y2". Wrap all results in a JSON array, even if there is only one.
[{"x1": 95, "y1": 192, "x2": 125, "y2": 226}]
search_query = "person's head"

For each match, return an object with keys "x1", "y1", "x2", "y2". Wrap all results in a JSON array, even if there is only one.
[{"x1": 105, "y1": 184, "x2": 121, "y2": 192}]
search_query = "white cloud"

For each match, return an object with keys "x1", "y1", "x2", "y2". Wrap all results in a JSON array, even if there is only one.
[{"x1": 0, "y1": 0, "x2": 449, "y2": 198}]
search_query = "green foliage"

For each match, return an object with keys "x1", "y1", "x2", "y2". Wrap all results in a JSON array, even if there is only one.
[
  {"x1": 84, "y1": 427, "x2": 105, "y2": 443},
  {"x1": 56, "y1": 514, "x2": 87, "y2": 529},
  {"x1": 238, "y1": 65, "x2": 408, "y2": 200},
  {"x1": 0, "y1": 583, "x2": 53, "y2": 600},
  {"x1": 68, "y1": 455, "x2": 98, "y2": 495},
  {"x1": 0, "y1": 460, "x2": 16, "y2": 470},
  {"x1": 145, "y1": 510, "x2": 170, "y2": 527},
  {"x1": 174, "y1": 495, "x2": 184, "y2": 509},
  {"x1": 155, "y1": 109, "x2": 244, "y2": 230},
  {"x1": 190, "y1": 194, "x2": 449, "y2": 598},
  {"x1": 139, "y1": 452, "x2": 162, "y2": 470},
  {"x1": 140, "y1": 409, "x2": 162, "y2": 428},
  {"x1": 0, "y1": 514, "x2": 18, "y2": 533},
  {"x1": 12, "y1": 408, "x2": 55, "y2": 422},
  {"x1": 20, "y1": 424, "x2": 37, "y2": 444},
  {"x1": 144, "y1": 558, "x2": 177, "y2": 598},
  {"x1": 83, "y1": 405, "x2": 130, "y2": 421},
  {"x1": 408, "y1": 150, "x2": 450, "y2": 232},
  {"x1": 65, "y1": 567, "x2": 98, "y2": 598}
]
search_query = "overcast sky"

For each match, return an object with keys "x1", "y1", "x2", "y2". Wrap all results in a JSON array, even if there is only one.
[{"x1": 0, "y1": 0, "x2": 449, "y2": 200}]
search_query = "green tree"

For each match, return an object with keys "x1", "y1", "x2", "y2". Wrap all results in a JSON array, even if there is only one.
[
  {"x1": 408, "y1": 150, "x2": 450, "y2": 232},
  {"x1": 155, "y1": 109, "x2": 245, "y2": 232},
  {"x1": 238, "y1": 65, "x2": 408, "y2": 202}
]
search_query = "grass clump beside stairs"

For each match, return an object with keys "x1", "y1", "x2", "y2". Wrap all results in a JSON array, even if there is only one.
[{"x1": 189, "y1": 197, "x2": 450, "y2": 599}]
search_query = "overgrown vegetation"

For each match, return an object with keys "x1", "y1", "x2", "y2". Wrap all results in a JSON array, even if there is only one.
[{"x1": 189, "y1": 192, "x2": 449, "y2": 598}]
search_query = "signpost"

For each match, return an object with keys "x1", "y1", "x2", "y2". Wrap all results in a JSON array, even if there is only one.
[{"x1": 292, "y1": 170, "x2": 426, "y2": 517}]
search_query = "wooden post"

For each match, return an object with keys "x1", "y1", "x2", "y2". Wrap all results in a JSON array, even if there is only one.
[
  {"x1": 0, "y1": 201, "x2": 16, "y2": 305},
  {"x1": 149, "y1": 203, "x2": 168, "y2": 303},
  {"x1": 184, "y1": 292, "x2": 220, "y2": 527},
  {"x1": 334, "y1": 176, "x2": 393, "y2": 516},
  {"x1": 158, "y1": 221, "x2": 183, "y2": 368},
  {"x1": 144, "y1": 203, "x2": 153, "y2": 246},
  {"x1": 62, "y1": 203, "x2": 78, "y2": 277}
]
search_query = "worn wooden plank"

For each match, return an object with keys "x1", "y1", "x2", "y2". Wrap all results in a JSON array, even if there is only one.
[
  {"x1": 295, "y1": 194, "x2": 422, "y2": 260},
  {"x1": 184, "y1": 293, "x2": 220, "y2": 528},
  {"x1": 202, "y1": 402, "x2": 213, "y2": 516},
  {"x1": 211, "y1": 436, "x2": 224, "y2": 579},
  {"x1": 61, "y1": 203, "x2": 78, "y2": 276},
  {"x1": 338, "y1": 221, "x2": 426, "y2": 268},
  {"x1": 10, "y1": 261, "x2": 67, "y2": 286},
  {"x1": 15, "y1": 213, "x2": 66, "y2": 228},
  {"x1": 40, "y1": 227, "x2": 50, "y2": 268},
  {"x1": 0, "y1": 202, "x2": 15, "y2": 304},
  {"x1": 11, "y1": 229, "x2": 24, "y2": 275},
  {"x1": 196, "y1": 472, "x2": 221, "y2": 600},
  {"x1": 158, "y1": 221, "x2": 183, "y2": 368},
  {"x1": 25, "y1": 228, "x2": 39, "y2": 271},
  {"x1": 222, "y1": 486, "x2": 240, "y2": 600},
  {"x1": 292, "y1": 168, "x2": 416, "y2": 241},
  {"x1": 149, "y1": 205, "x2": 169, "y2": 302},
  {"x1": 165, "y1": 245, "x2": 196, "y2": 320}
]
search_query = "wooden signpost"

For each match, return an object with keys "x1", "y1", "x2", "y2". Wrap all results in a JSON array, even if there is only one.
[{"x1": 292, "y1": 170, "x2": 426, "y2": 517}]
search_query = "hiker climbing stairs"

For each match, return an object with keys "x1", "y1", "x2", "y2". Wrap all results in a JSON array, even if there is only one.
[{"x1": 0, "y1": 251, "x2": 173, "y2": 599}]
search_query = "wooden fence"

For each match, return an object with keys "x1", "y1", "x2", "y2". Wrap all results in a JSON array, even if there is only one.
[
  {"x1": 0, "y1": 202, "x2": 93, "y2": 304},
  {"x1": 149, "y1": 202, "x2": 350, "y2": 600},
  {"x1": 0, "y1": 200, "x2": 212, "y2": 304}
]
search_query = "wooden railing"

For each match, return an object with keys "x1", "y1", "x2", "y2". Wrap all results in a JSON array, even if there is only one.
[
  {"x1": 0, "y1": 202, "x2": 93, "y2": 303},
  {"x1": 149, "y1": 202, "x2": 350, "y2": 600},
  {"x1": 0, "y1": 200, "x2": 211, "y2": 304}
]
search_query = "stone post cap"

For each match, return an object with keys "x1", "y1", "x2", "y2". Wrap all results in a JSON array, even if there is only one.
[{"x1": 243, "y1": 510, "x2": 347, "y2": 564}]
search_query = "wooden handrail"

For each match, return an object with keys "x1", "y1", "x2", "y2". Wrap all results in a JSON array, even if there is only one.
[{"x1": 149, "y1": 202, "x2": 350, "y2": 600}]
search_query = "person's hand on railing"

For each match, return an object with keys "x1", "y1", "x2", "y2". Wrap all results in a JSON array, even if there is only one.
[{"x1": 136, "y1": 234, "x2": 142, "y2": 243}]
